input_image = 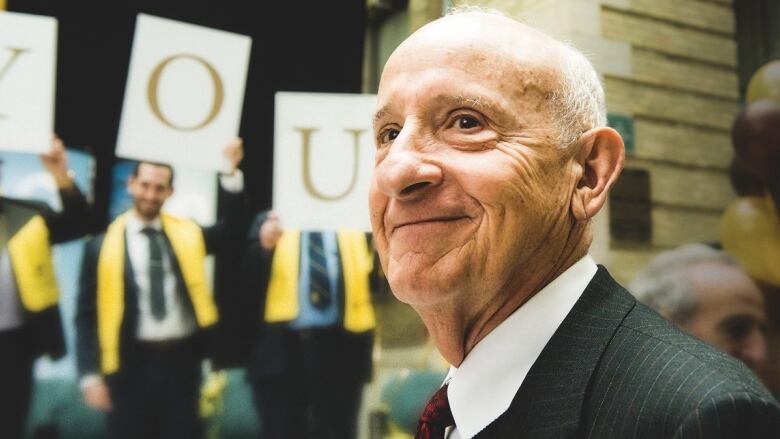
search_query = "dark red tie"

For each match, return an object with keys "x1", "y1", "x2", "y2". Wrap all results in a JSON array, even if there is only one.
[{"x1": 415, "y1": 383, "x2": 455, "y2": 439}]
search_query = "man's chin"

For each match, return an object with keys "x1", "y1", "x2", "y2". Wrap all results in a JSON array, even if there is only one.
[
  {"x1": 136, "y1": 205, "x2": 162, "y2": 220},
  {"x1": 387, "y1": 268, "x2": 455, "y2": 307}
]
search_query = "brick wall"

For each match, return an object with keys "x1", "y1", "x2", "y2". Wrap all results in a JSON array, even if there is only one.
[{"x1": 599, "y1": 0, "x2": 739, "y2": 282}]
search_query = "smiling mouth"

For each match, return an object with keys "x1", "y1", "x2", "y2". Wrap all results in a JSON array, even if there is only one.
[
  {"x1": 392, "y1": 216, "x2": 470, "y2": 234},
  {"x1": 138, "y1": 201, "x2": 162, "y2": 211}
]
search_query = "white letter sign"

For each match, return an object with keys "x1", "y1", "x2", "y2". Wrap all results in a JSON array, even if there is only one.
[
  {"x1": 0, "y1": 11, "x2": 57, "y2": 153},
  {"x1": 116, "y1": 14, "x2": 251, "y2": 171},
  {"x1": 273, "y1": 92, "x2": 377, "y2": 231}
]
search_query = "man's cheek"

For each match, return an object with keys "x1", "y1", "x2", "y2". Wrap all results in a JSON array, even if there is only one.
[
  {"x1": 368, "y1": 197, "x2": 387, "y2": 231},
  {"x1": 375, "y1": 238, "x2": 390, "y2": 265}
]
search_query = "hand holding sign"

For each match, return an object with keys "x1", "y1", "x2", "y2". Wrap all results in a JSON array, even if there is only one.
[
  {"x1": 259, "y1": 212, "x2": 283, "y2": 251},
  {"x1": 39, "y1": 134, "x2": 74, "y2": 189},
  {"x1": 222, "y1": 136, "x2": 244, "y2": 176}
]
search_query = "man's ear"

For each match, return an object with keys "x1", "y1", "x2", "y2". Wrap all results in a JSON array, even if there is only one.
[{"x1": 571, "y1": 127, "x2": 625, "y2": 221}]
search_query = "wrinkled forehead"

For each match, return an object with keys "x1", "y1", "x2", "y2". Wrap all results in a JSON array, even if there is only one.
[{"x1": 380, "y1": 13, "x2": 564, "y2": 95}]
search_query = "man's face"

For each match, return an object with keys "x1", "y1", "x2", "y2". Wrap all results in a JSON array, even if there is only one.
[
  {"x1": 369, "y1": 17, "x2": 582, "y2": 315},
  {"x1": 127, "y1": 163, "x2": 173, "y2": 221},
  {"x1": 682, "y1": 262, "x2": 768, "y2": 374}
]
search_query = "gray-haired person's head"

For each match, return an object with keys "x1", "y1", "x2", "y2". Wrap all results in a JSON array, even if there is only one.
[{"x1": 629, "y1": 244, "x2": 742, "y2": 323}]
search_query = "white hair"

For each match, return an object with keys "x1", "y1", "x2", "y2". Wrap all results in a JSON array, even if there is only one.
[
  {"x1": 554, "y1": 45, "x2": 607, "y2": 145},
  {"x1": 445, "y1": 6, "x2": 607, "y2": 147},
  {"x1": 628, "y1": 244, "x2": 743, "y2": 324}
]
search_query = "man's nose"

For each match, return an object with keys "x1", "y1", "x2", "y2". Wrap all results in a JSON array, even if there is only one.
[
  {"x1": 141, "y1": 188, "x2": 157, "y2": 200},
  {"x1": 375, "y1": 130, "x2": 442, "y2": 200}
]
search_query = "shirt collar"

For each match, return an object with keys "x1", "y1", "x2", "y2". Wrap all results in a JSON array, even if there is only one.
[
  {"x1": 446, "y1": 255, "x2": 598, "y2": 438},
  {"x1": 126, "y1": 212, "x2": 162, "y2": 234}
]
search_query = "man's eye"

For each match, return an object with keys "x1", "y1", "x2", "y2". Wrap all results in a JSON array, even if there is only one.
[
  {"x1": 721, "y1": 317, "x2": 753, "y2": 341},
  {"x1": 380, "y1": 129, "x2": 399, "y2": 144},
  {"x1": 456, "y1": 115, "x2": 480, "y2": 129}
]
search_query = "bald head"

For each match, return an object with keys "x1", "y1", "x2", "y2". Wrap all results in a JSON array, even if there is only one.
[{"x1": 387, "y1": 10, "x2": 561, "y2": 66}]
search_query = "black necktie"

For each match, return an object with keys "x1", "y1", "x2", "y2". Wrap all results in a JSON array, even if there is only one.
[
  {"x1": 141, "y1": 227, "x2": 166, "y2": 321},
  {"x1": 308, "y1": 231, "x2": 332, "y2": 310}
]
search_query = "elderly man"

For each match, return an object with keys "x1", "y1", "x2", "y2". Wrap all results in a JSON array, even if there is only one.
[
  {"x1": 242, "y1": 211, "x2": 377, "y2": 439},
  {"x1": 369, "y1": 9, "x2": 780, "y2": 439},
  {"x1": 630, "y1": 244, "x2": 768, "y2": 375}
]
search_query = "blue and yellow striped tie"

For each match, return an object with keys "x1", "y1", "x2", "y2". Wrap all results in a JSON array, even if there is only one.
[{"x1": 308, "y1": 231, "x2": 332, "y2": 309}]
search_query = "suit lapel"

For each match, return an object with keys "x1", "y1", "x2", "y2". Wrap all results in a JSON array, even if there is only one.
[{"x1": 476, "y1": 267, "x2": 636, "y2": 438}]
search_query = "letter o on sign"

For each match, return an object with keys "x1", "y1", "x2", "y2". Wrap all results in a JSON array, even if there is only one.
[{"x1": 146, "y1": 54, "x2": 224, "y2": 131}]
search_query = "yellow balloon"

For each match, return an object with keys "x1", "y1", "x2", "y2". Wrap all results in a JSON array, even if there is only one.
[
  {"x1": 747, "y1": 60, "x2": 780, "y2": 104},
  {"x1": 721, "y1": 196, "x2": 780, "y2": 286}
]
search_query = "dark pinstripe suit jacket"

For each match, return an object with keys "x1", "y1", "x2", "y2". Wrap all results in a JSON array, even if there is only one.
[{"x1": 475, "y1": 266, "x2": 780, "y2": 438}]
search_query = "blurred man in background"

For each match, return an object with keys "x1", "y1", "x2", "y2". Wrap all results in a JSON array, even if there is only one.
[
  {"x1": 0, "y1": 136, "x2": 90, "y2": 439},
  {"x1": 76, "y1": 138, "x2": 244, "y2": 439},
  {"x1": 630, "y1": 243, "x2": 769, "y2": 376},
  {"x1": 242, "y1": 211, "x2": 377, "y2": 439}
]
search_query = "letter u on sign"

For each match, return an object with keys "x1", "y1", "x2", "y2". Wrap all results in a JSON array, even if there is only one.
[{"x1": 297, "y1": 127, "x2": 365, "y2": 201}]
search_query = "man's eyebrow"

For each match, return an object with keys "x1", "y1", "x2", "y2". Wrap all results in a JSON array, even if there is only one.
[
  {"x1": 372, "y1": 95, "x2": 509, "y2": 124},
  {"x1": 438, "y1": 94, "x2": 507, "y2": 116},
  {"x1": 373, "y1": 104, "x2": 392, "y2": 125}
]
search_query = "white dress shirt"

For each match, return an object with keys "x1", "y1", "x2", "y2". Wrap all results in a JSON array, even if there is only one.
[
  {"x1": 125, "y1": 214, "x2": 196, "y2": 341},
  {"x1": 444, "y1": 255, "x2": 598, "y2": 439},
  {"x1": 127, "y1": 171, "x2": 243, "y2": 341}
]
